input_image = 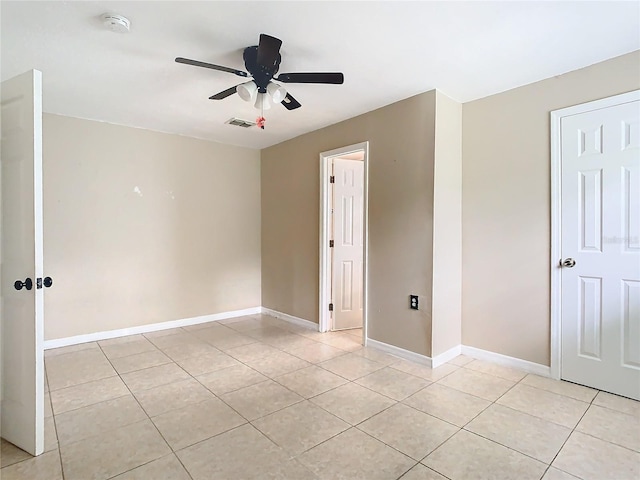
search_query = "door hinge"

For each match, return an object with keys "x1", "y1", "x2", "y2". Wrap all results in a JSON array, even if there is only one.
[
  {"x1": 329, "y1": 240, "x2": 334, "y2": 248},
  {"x1": 329, "y1": 303, "x2": 334, "y2": 311},
  {"x1": 329, "y1": 175, "x2": 335, "y2": 184}
]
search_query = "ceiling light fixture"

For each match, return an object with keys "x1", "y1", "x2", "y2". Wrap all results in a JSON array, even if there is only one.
[
  {"x1": 235, "y1": 80, "x2": 287, "y2": 130},
  {"x1": 236, "y1": 81, "x2": 286, "y2": 110}
]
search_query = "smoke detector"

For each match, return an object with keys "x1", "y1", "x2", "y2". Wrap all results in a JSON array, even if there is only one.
[{"x1": 101, "y1": 13, "x2": 130, "y2": 33}]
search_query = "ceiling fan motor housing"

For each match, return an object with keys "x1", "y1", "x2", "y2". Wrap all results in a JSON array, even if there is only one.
[{"x1": 243, "y1": 46, "x2": 281, "y2": 91}]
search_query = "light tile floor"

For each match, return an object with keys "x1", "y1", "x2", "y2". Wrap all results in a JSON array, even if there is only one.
[{"x1": 1, "y1": 314, "x2": 639, "y2": 480}]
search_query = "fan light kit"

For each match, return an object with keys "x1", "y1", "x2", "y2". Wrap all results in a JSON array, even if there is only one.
[
  {"x1": 176, "y1": 33, "x2": 344, "y2": 129},
  {"x1": 101, "y1": 13, "x2": 131, "y2": 33},
  {"x1": 236, "y1": 81, "x2": 287, "y2": 111}
]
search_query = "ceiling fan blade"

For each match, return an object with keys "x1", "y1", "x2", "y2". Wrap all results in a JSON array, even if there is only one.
[
  {"x1": 281, "y1": 92, "x2": 302, "y2": 110},
  {"x1": 175, "y1": 57, "x2": 248, "y2": 77},
  {"x1": 275, "y1": 72, "x2": 344, "y2": 84},
  {"x1": 256, "y1": 34, "x2": 282, "y2": 67},
  {"x1": 209, "y1": 85, "x2": 240, "y2": 100}
]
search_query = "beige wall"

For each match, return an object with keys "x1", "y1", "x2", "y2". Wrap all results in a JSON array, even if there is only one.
[
  {"x1": 41, "y1": 50, "x2": 639, "y2": 360},
  {"x1": 43, "y1": 114, "x2": 261, "y2": 340},
  {"x1": 262, "y1": 92, "x2": 436, "y2": 356},
  {"x1": 431, "y1": 92, "x2": 462, "y2": 357},
  {"x1": 462, "y1": 51, "x2": 640, "y2": 365}
]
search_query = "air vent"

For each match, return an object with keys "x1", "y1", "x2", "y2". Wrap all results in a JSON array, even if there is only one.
[{"x1": 225, "y1": 118, "x2": 256, "y2": 128}]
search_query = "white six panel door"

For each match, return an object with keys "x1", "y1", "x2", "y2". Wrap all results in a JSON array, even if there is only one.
[
  {"x1": 561, "y1": 99, "x2": 640, "y2": 400},
  {"x1": 1, "y1": 70, "x2": 45, "y2": 454},
  {"x1": 332, "y1": 158, "x2": 364, "y2": 330}
]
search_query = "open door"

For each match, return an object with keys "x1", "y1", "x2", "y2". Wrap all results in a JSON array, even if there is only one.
[
  {"x1": 319, "y1": 143, "x2": 369, "y2": 336},
  {"x1": 1, "y1": 69, "x2": 45, "y2": 455},
  {"x1": 332, "y1": 157, "x2": 364, "y2": 331}
]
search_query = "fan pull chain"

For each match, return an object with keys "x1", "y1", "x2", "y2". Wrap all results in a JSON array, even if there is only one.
[{"x1": 256, "y1": 101, "x2": 266, "y2": 129}]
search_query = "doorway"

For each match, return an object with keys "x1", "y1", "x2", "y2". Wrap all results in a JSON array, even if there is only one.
[
  {"x1": 551, "y1": 90, "x2": 640, "y2": 400},
  {"x1": 319, "y1": 142, "x2": 369, "y2": 343}
]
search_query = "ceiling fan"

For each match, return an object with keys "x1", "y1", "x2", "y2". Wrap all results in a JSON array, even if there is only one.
[{"x1": 175, "y1": 34, "x2": 344, "y2": 112}]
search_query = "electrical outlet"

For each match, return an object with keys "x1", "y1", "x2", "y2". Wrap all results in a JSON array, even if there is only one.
[{"x1": 409, "y1": 295, "x2": 419, "y2": 310}]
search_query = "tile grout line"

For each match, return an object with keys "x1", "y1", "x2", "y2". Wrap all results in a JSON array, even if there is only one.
[
  {"x1": 552, "y1": 389, "x2": 640, "y2": 459},
  {"x1": 46, "y1": 373, "x2": 121, "y2": 397},
  {"x1": 47, "y1": 363, "x2": 67, "y2": 480},
  {"x1": 197, "y1": 327, "x2": 396, "y2": 462},
  {"x1": 263, "y1": 352, "x2": 533, "y2": 468},
  {"x1": 353, "y1": 374, "x2": 430, "y2": 403},
  {"x1": 51, "y1": 343, "x2": 168, "y2": 415},
  {"x1": 587, "y1": 397, "x2": 639, "y2": 416},
  {"x1": 148, "y1": 317, "x2": 361, "y2": 473},
  {"x1": 574, "y1": 430, "x2": 640, "y2": 455},
  {"x1": 95, "y1": 341, "x2": 196, "y2": 480},
  {"x1": 258, "y1": 356, "x2": 453, "y2": 469},
  {"x1": 355, "y1": 410, "x2": 455, "y2": 461},
  {"x1": 540, "y1": 392, "x2": 597, "y2": 480},
  {"x1": 393, "y1": 461, "x2": 423, "y2": 480},
  {"x1": 443, "y1": 368, "x2": 612, "y2": 480},
  {"x1": 419, "y1": 373, "x2": 554, "y2": 475},
  {"x1": 397, "y1": 401, "x2": 463, "y2": 432},
  {"x1": 159, "y1": 327, "x2": 317, "y2": 453},
  {"x1": 111, "y1": 345, "x2": 251, "y2": 442},
  {"x1": 194, "y1": 336, "x2": 310, "y2": 421},
  {"x1": 43, "y1": 343, "x2": 101, "y2": 361},
  {"x1": 397, "y1": 462, "x2": 454, "y2": 480},
  {"x1": 460, "y1": 374, "x2": 547, "y2": 460},
  {"x1": 189, "y1": 325, "x2": 365, "y2": 417}
]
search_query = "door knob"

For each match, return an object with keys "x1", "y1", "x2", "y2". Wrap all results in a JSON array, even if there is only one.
[
  {"x1": 36, "y1": 277, "x2": 53, "y2": 289},
  {"x1": 14, "y1": 278, "x2": 33, "y2": 291},
  {"x1": 561, "y1": 258, "x2": 576, "y2": 268}
]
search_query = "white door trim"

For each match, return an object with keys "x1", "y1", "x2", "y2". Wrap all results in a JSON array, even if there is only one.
[
  {"x1": 319, "y1": 142, "x2": 369, "y2": 342},
  {"x1": 550, "y1": 89, "x2": 640, "y2": 380}
]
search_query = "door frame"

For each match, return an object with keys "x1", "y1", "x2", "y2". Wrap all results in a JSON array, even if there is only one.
[
  {"x1": 319, "y1": 142, "x2": 369, "y2": 341},
  {"x1": 549, "y1": 89, "x2": 640, "y2": 381}
]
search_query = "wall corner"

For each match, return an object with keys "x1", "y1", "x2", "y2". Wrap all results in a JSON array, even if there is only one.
[{"x1": 431, "y1": 91, "x2": 463, "y2": 357}]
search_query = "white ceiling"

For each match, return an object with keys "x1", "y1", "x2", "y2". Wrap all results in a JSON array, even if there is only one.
[{"x1": 2, "y1": 1, "x2": 638, "y2": 149}]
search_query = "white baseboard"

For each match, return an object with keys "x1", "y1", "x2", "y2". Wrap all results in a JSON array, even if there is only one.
[
  {"x1": 431, "y1": 344, "x2": 462, "y2": 368},
  {"x1": 366, "y1": 339, "x2": 550, "y2": 377},
  {"x1": 461, "y1": 345, "x2": 551, "y2": 377},
  {"x1": 43, "y1": 307, "x2": 262, "y2": 350},
  {"x1": 366, "y1": 338, "x2": 432, "y2": 367},
  {"x1": 261, "y1": 308, "x2": 318, "y2": 331}
]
